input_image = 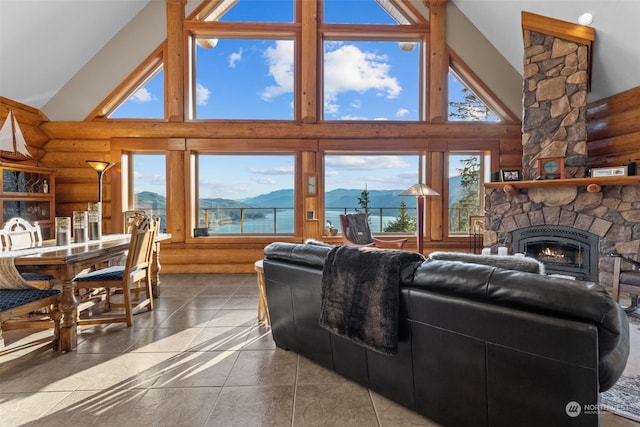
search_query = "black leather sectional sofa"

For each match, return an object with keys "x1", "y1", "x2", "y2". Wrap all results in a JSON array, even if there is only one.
[{"x1": 262, "y1": 242, "x2": 630, "y2": 427}]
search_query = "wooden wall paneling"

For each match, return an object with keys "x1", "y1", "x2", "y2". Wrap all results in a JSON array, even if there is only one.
[
  {"x1": 41, "y1": 120, "x2": 522, "y2": 140},
  {"x1": 167, "y1": 148, "x2": 186, "y2": 242},
  {"x1": 187, "y1": 138, "x2": 315, "y2": 152},
  {"x1": 587, "y1": 86, "x2": 640, "y2": 120},
  {"x1": 586, "y1": 86, "x2": 640, "y2": 167},
  {"x1": 166, "y1": 0, "x2": 185, "y2": 121},
  {"x1": 161, "y1": 246, "x2": 266, "y2": 273},
  {"x1": 427, "y1": 1, "x2": 447, "y2": 123},
  {"x1": 587, "y1": 86, "x2": 640, "y2": 141},
  {"x1": 302, "y1": 150, "x2": 319, "y2": 239},
  {"x1": 428, "y1": 150, "x2": 444, "y2": 241},
  {"x1": 587, "y1": 108, "x2": 640, "y2": 142},
  {"x1": 300, "y1": 0, "x2": 317, "y2": 123}
]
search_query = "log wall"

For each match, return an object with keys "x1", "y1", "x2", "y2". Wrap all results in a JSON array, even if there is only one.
[{"x1": 587, "y1": 86, "x2": 640, "y2": 167}]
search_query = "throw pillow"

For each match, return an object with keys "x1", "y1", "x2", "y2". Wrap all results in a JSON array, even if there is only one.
[{"x1": 428, "y1": 251, "x2": 545, "y2": 274}]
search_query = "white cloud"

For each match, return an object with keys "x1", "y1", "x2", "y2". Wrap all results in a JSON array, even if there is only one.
[
  {"x1": 324, "y1": 44, "x2": 402, "y2": 112},
  {"x1": 325, "y1": 155, "x2": 408, "y2": 171},
  {"x1": 255, "y1": 177, "x2": 277, "y2": 185},
  {"x1": 229, "y1": 49, "x2": 243, "y2": 68},
  {"x1": 196, "y1": 83, "x2": 210, "y2": 106},
  {"x1": 340, "y1": 114, "x2": 369, "y2": 120},
  {"x1": 200, "y1": 178, "x2": 248, "y2": 198},
  {"x1": 248, "y1": 166, "x2": 294, "y2": 175},
  {"x1": 130, "y1": 88, "x2": 152, "y2": 104},
  {"x1": 396, "y1": 108, "x2": 409, "y2": 117},
  {"x1": 260, "y1": 40, "x2": 294, "y2": 101}
]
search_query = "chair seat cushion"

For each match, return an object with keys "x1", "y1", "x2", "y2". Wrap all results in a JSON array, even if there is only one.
[
  {"x1": 0, "y1": 289, "x2": 60, "y2": 312},
  {"x1": 74, "y1": 266, "x2": 125, "y2": 282},
  {"x1": 619, "y1": 271, "x2": 640, "y2": 287}
]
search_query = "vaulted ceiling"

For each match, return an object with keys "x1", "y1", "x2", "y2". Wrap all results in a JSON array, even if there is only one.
[{"x1": 1, "y1": 0, "x2": 639, "y2": 120}]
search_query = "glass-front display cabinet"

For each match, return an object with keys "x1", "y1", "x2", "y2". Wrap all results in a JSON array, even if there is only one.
[{"x1": 1, "y1": 162, "x2": 56, "y2": 240}]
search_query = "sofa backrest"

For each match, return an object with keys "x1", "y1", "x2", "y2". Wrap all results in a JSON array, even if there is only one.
[
  {"x1": 412, "y1": 259, "x2": 629, "y2": 391},
  {"x1": 264, "y1": 242, "x2": 332, "y2": 269}
]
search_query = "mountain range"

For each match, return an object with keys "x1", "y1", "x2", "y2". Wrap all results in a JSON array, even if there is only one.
[{"x1": 134, "y1": 175, "x2": 464, "y2": 210}]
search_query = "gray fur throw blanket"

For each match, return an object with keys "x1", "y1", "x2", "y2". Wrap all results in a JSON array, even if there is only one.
[{"x1": 319, "y1": 246, "x2": 425, "y2": 355}]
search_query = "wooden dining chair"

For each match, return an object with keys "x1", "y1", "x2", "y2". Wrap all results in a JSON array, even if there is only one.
[
  {"x1": 1, "y1": 217, "x2": 43, "y2": 250},
  {"x1": 74, "y1": 214, "x2": 159, "y2": 326},
  {"x1": 1, "y1": 217, "x2": 58, "y2": 289},
  {"x1": 0, "y1": 288, "x2": 61, "y2": 349}
]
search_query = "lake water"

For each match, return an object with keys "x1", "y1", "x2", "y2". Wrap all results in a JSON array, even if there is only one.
[{"x1": 205, "y1": 209, "x2": 402, "y2": 234}]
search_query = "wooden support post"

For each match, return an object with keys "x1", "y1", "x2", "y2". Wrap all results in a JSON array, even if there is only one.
[
  {"x1": 427, "y1": 0, "x2": 448, "y2": 123},
  {"x1": 166, "y1": 0, "x2": 186, "y2": 122}
]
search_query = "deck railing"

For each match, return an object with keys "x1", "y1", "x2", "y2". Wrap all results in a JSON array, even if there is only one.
[{"x1": 193, "y1": 206, "x2": 478, "y2": 234}]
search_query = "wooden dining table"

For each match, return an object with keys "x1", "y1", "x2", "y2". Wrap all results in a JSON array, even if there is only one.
[{"x1": 7, "y1": 233, "x2": 171, "y2": 352}]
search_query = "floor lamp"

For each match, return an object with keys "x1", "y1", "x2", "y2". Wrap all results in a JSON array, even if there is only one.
[
  {"x1": 401, "y1": 183, "x2": 440, "y2": 254},
  {"x1": 85, "y1": 160, "x2": 115, "y2": 240}
]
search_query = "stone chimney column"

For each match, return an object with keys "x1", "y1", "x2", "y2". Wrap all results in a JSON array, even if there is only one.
[{"x1": 521, "y1": 12, "x2": 595, "y2": 180}]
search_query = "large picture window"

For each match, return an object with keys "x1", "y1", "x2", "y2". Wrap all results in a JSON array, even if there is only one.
[
  {"x1": 196, "y1": 154, "x2": 296, "y2": 234},
  {"x1": 193, "y1": 38, "x2": 295, "y2": 120},
  {"x1": 447, "y1": 152, "x2": 487, "y2": 235},
  {"x1": 109, "y1": 68, "x2": 164, "y2": 119},
  {"x1": 123, "y1": 153, "x2": 167, "y2": 230},
  {"x1": 324, "y1": 153, "x2": 420, "y2": 233},
  {"x1": 322, "y1": 40, "x2": 421, "y2": 121}
]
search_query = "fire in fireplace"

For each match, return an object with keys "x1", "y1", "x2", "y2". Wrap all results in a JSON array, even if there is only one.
[{"x1": 511, "y1": 226, "x2": 599, "y2": 282}]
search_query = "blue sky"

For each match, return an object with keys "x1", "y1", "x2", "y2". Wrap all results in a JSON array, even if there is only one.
[{"x1": 113, "y1": 1, "x2": 495, "y2": 199}]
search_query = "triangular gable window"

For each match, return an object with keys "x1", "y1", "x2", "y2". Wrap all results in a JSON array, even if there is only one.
[
  {"x1": 198, "y1": 0, "x2": 293, "y2": 23},
  {"x1": 324, "y1": 0, "x2": 418, "y2": 25},
  {"x1": 448, "y1": 68, "x2": 500, "y2": 122},
  {"x1": 108, "y1": 66, "x2": 164, "y2": 119}
]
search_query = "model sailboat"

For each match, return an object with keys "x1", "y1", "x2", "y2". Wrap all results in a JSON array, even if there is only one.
[{"x1": 0, "y1": 110, "x2": 32, "y2": 161}]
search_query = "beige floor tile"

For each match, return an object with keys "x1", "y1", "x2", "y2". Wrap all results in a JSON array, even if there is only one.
[
  {"x1": 157, "y1": 308, "x2": 219, "y2": 329},
  {"x1": 221, "y1": 296, "x2": 261, "y2": 310},
  {"x1": 2, "y1": 273, "x2": 637, "y2": 427},
  {"x1": 206, "y1": 385, "x2": 294, "y2": 427},
  {"x1": 186, "y1": 326, "x2": 255, "y2": 351},
  {"x1": 34, "y1": 389, "x2": 147, "y2": 426},
  {"x1": 151, "y1": 350, "x2": 239, "y2": 388},
  {"x1": 296, "y1": 355, "x2": 349, "y2": 385},
  {"x1": 293, "y1": 382, "x2": 379, "y2": 427},
  {"x1": 0, "y1": 391, "x2": 72, "y2": 426},
  {"x1": 224, "y1": 349, "x2": 298, "y2": 387},
  {"x1": 127, "y1": 326, "x2": 204, "y2": 352},
  {"x1": 371, "y1": 391, "x2": 442, "y2": 427},
  {"x1": 243, "y1": 324, "x2": 278, "y2": 350},
  {"x1": 180, "y1": 296, "x2": 232, "y2": 310},
  {"x1": 207, "y1": 309, "x2": 258, "y2": 327}
]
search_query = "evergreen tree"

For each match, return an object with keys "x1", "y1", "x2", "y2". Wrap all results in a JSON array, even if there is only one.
[
  {"x1": 384, "y1": 200, "x2": 416, "y2": 232},
  {"x1": 451, "y1": 156, "x2": 481, "y2": 232},
  {"x1": 355, "y1": 186, "x2": 371, "y2": 222},
  {"x1": 448, "y1": 87, "x2": 495, "y2": 121}
]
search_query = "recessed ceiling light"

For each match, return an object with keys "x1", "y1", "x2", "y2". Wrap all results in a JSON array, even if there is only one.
[{"x1": 578, "y1": 12, "x2": 593, "y2": 25}]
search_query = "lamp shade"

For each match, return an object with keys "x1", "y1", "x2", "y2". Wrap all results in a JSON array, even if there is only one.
[
  {"x1": 400, "y1": 183, "x2": 440, "y2": 197},
  {"x1": 86, "y1": 160, "x2": 115, "y2": 173}
]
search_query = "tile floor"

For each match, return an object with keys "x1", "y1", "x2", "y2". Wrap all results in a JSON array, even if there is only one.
[{"x1": 0, "y1": 273, "x2": 638, "y2": 427}]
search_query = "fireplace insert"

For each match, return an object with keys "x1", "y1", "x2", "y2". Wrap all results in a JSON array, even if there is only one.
[{"x1": 511, "y1": 225, "x2": 599, "y2": 281}]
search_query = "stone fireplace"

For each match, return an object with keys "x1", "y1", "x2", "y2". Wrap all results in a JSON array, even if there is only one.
[
  {"x1": 512, "y1": 225, "x2": 599, "y2": 281},
  {"x1": 483, "y1": 14, "x2": 640, "y2": 286},
  {"x1": 484, "y1": 184, "x2": 640, "y2": 284}
]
